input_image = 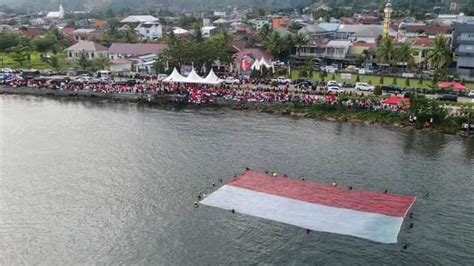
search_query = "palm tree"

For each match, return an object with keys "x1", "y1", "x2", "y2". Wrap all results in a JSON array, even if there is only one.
[
  {"x1": 77, "y1": 52, "x2": 91, "y2": 70},
  {"x1": 362, "y1": 49, "x2": 373, "y2": 67},
  {"x1": 44, "y1": 54, "x2": 62, "y2": 71},
  {"x1": 264, "y1": 31, "x2": 282, "y2": 58},
  {"x1": 395, "y1": 43, "x2": 415, "y2": 71},
  {"x1": 95, "y1": 54, "x2": 111, "y2": 70},
  {"x1": 376, "y1": 37, "x2": 396, "y2": 67},
  {"x1": 427, "y1": 35, "x2": 452, "y2": 70},
  {"x1": 294, "y1": 32, "x2": 309, "y2": 56}
]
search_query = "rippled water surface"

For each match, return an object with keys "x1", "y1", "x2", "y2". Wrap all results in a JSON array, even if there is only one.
[{"x1": 1, "y1": 95, "x2": 474, "y2": 264}]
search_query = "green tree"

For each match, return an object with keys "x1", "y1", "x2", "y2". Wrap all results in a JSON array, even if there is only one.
[
  {"x1": 418, "y1": 74, "x2": 424, "y2": 85},
  {"x1": 259, "y1": 23, "x2": 272, "y2": 40},
  {"x1": 427, "y1": 35, "x2": 452, "y2": 71},
  {"x1": 303, "y1": 58, "x2": 314, "y2": 79},
  {"x1": 294, "y1": 32, "x2": 309, "y2": 56},
  {"x1": 395, "y1": 43, "x2": 414, "y2": 70},
  {"x1": 193, "y1": 23, "x2": 203, "y2": 42},
  {"x1": 43, "y1": 54, "x2": 62, "y2": 71},
  {"x1": 374, "y1": 85, "x2": 382, "y2": 95},
  {"x1": 9, "y1": 45, "x2": 30, "y2": 67},
  {"x1": 405, "y1": 78, "x2": 411, "y2": 87},
  {"x1": 77, "y1": 51, "x2": 91, "y2": 70},
  {"x1": 264, "y1": 31, "x2": 282, "y2": 58},
  {"x1": 392, "y1": 76, "x2": 398, "y2": 85},
  {"x1": 356, "y1": 75, "x2": 360, "y2": 82},
  {"x1": 153, "y1": 56, "x2": 166, "y2": 74},
  {"x1": 95, "y1": 54, "x2": 111, "y2": 70},
  {"x1": 376, "y1": 37, "x2": 396, "y2": 67},
  {"x1": 31, "y1": 35, "x2": 57, "y2": 54},
  {"x1": 123, "y1": 27, "x2": 138, "y2": 43},
  {"x1": 379, "y1": 76, "x2": 384, "y2": 84},
  {"x1": 320, "y1": 72, "x2": 327, "y2": 82}
]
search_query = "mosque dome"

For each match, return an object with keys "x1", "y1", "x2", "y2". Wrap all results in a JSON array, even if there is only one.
[{"x1": 399, "y1": 22, "x2": 407, "y2": 30}]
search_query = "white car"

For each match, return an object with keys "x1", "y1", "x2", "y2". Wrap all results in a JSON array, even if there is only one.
[
  {"x1": 327, "y1": 86, "x2": 344, "y2": 93},
  {"x1": 327, "y1": 80, "x2": 341, "y2": 87},
  {"x1": 224, "y1": 77, "x2": 240, "y2": 85},
  {"x1": 272, "y1": 76, "x2": 291, "y2": 85},
  {"x1": 468, "y1": 90, "x2": 474, "y2": 98},
  {"x1": 355, "y1": 82, "x2": 375, "y2": 91}
]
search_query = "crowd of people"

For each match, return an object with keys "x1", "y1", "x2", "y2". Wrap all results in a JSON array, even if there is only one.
[{"x1": 3, "y1": 78, "x2": 407, "y2": 113}]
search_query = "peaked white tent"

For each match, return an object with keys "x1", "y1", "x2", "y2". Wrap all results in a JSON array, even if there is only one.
[
  {"x1": 183, "y1": 68, "x2": 206, "y2": 84},
  {"x1": 251, "y1": 59, "x2": 261, "y2": 70},
  {"x1": 259, "y1": 57, "x2": 272, "y2": 68},
  {"x1": 203, "y1": 69, "x2": 223, "y2": 85},
  {"x1": 163, "y1": 68, "x2": 186, "y2": 83}
]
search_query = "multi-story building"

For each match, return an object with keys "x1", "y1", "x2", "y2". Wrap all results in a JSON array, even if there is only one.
[
  {"x1": 453, "y1": 16, "x2": 474, "y2": 77},
  {"x1": 456, "y1": 33, "x2": 474, "y2": 77}
]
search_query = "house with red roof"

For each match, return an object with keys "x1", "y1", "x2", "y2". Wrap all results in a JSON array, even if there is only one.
[
  {"x1": 21, "y1": 28, "x2": 43, "y2": 39},
  {"x1": 410, "y1": 38, "x2": 434, "y2": 68}
]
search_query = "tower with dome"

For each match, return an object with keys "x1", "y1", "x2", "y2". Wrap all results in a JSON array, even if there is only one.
[{"x1": 383, "y1": 1, "x2": 393, "y2": 38}]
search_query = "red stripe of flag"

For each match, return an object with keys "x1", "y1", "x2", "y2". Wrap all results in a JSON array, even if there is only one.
[{"x1": 228, "y1": 172, "x2": 416, "y2": 217}]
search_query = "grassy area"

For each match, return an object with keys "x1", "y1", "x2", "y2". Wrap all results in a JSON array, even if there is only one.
[
  {"x1": 0, "y1": 52, "x2": 68, "y2": 70},
  {"x1": 289, "y1": 70, "x2": 474, "y2": 90}
]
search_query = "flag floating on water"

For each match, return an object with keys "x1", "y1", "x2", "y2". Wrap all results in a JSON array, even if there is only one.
[{"x1": 200, "y1": 171, "x2": 416, "y2": 243}]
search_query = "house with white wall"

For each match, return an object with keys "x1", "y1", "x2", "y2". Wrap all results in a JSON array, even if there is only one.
[{"x1": 135, "y1": 22, "x2": 163, "y2": 40}]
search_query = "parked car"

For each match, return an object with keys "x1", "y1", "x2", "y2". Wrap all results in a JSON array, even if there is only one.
[
  {"x1": 344, "y1": 65, "x2": 359, "y2": 73},
  {"x1": 157, "y1": 74, "x2": 168, "y2": 81},
  {"x1": 327, "y1": 80, "x2": 341, "y2": 87},
  {"x1": 381, "y1": 85, "x2": 402, "y2": 94},
  {"x1": 355, "y1": 82, "x2": 375, "y2": 91},
  {"x1": 272, "y1": 76, "x2": 291, "y2": 85},
  {"x1": 468, "y1": 90, "x2": 474, "y2": 98},
  {"x1": 327, "y1": 85, "x2": 344, "y2": 93},
  {"x1": 224, "y1": 76, "x2": 240, "y2": 85},
  {"x1": 438, "y1": 94, "x2": 458, "y2": 102}
]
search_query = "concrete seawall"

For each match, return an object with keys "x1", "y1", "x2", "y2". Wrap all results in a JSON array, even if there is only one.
[{"x1": 0, "y1": 86, "x2": 147, "y2": 101}]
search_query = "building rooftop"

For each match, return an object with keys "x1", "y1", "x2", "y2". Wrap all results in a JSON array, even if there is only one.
[
  {"x1": 108, "y1": 43, "x2": 168, "y2": 56},
  {"x1": 120, "y1": 15, "x2": 159, "y2": 24},
  {"x1": 65, "y1": 41, "x2": 108, "y2": 51}
]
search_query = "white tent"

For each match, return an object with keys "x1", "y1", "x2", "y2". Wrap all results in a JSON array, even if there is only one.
[
  {"x1": 203, "y1": 69, "x2": 223, "y2": 85},
  {"x1": 183, "y1": 68, "x2": 206, "y2": 84},
  {"x1": 163, "y1": 68, "x2": 186, "y2": 83},
  {"x1": 251, "y1": 59, "x2": 261, "y2": 70},
  {"x1": 259, "y1": 57, "x2": 272, "y2": 69}
]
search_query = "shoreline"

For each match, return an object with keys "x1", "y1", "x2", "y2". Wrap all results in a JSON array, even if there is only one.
[{"x1": 1, "y1": 86, "x2": 471, "y2": 137}]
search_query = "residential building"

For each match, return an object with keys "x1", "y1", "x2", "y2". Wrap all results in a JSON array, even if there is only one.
[
  {"x1": 120, "y1": 15, "x2": 159, "y2": 24},
  {"x1": 452, "y1": 16, "x2": 474, "y2": 48},
  {"x1": 110, "y1": 58, "x2": 133, "y2": 72},
  {"x1": 453, "y1": 16, "x2": 474, "y2": 77},
  {"x1": 108, "y1": 43, "x2": 168, "y2": 60},
  {"x1": 248, "y1": 19, "x2": 270, "y2": 31},
  {"x1": 30, "y1": 18, "x2": 46, "y2": 26},
  {"x1": 65, "y1": 41, "x2": 108, "y2": 60},
  {"x1": 272, "y1": 18, "x2": 289, "y2": 30},
  {"x1": 337, "y1": 24, "x2": 384, "y2": 43},
  {"x1": 410, "y1": 38, "x2": 433, "y2": 68},
  {"x1": 201, "y1": 26, "x2": 218, "y2": 38},
  {"x1": 135, "y1": 22, "x2": 163, "y2": 40},
  {"x1": 298, "y1": 23, "x2": 341, "y2": 40},
  {"x1": 73, "y1": 29, "x2": 105, "y2": 41},
  {"x1": 456, "y1": 33, "x2": 474, "y2": 77}
]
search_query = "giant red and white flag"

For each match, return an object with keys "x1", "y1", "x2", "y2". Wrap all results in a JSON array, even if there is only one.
[{"x1": 200, "y1": 172, "x2": 416, "y2": 243}]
